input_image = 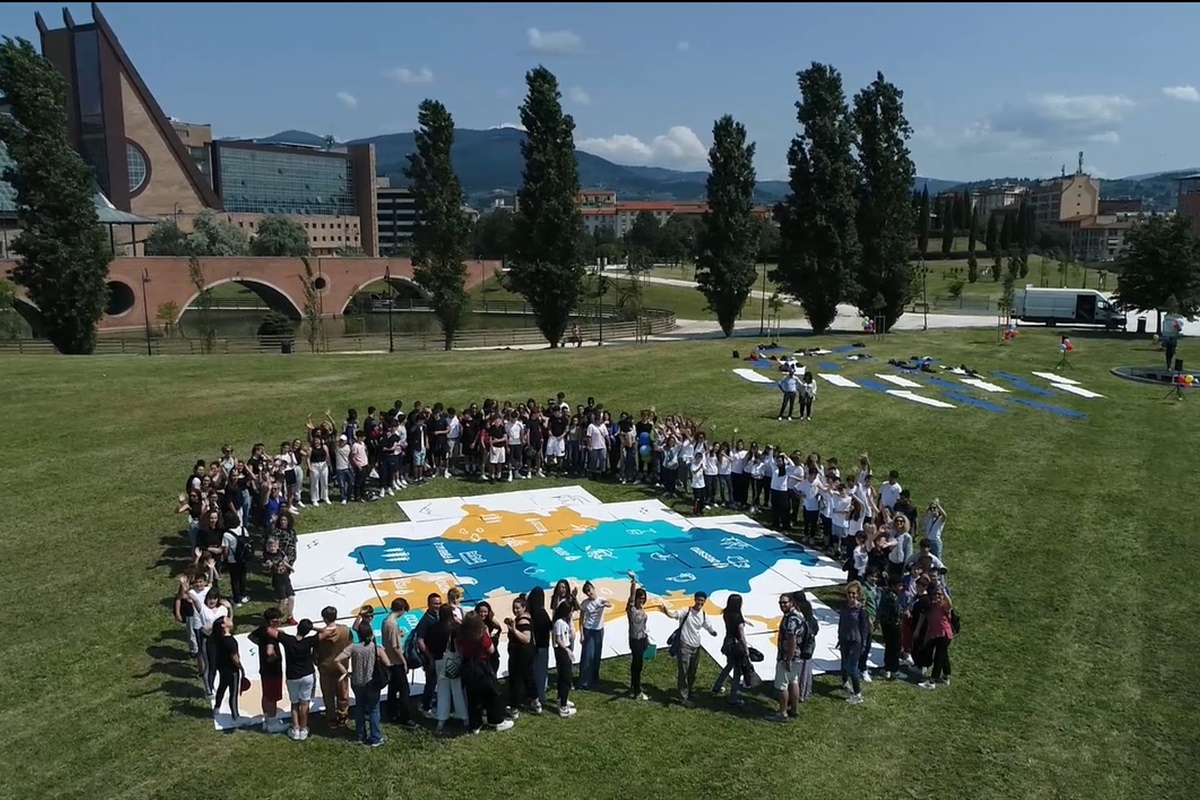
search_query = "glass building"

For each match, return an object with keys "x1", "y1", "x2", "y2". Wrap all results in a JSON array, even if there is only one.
[{"x1": 212, "y1": 143, "x2": 357, "y2": 216}]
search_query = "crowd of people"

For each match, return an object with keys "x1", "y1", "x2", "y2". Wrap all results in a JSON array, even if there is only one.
[{"x1": 171, "y1": 394, "x2": 958, "y2": 743}]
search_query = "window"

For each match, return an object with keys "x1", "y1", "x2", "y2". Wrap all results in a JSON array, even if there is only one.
[
  {"x1": 126, "y1": 142, "x2": 148, "y2": 193},
  {"x1": 214, "y1": 144, "x2": 355, "y2": 216}
]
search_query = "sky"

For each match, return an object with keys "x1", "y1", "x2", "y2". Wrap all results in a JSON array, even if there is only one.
[{"x1": 3, "y1": 2, "x2": 1200, "y2": 182}]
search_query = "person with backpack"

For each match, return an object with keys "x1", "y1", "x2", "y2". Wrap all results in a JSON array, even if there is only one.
[
  {"x1": 791, "y1": 590, "x2": 818, "y2": 702},
  {"x1": 381, "y1": 598, "x2": 418, "y2": 730},
  {"x1": 878, "y1": 576, "x2": 904, "y2": 680},
  {"x1": 659, "y1": 591, "x2": 718, "y2": 708},
  {"x1": 335, "y1": 621, "x2": 392, "y2": 747},
  {"x1": 768, "y1": 593, "x2": 806, "y2": 722},
  {"x1": 219, "y1": 511, "x2": 251, "y2": 606}
]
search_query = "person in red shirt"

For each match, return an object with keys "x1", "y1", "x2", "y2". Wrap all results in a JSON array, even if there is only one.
[{"x1": 458, "y1": 613, "x2": 514, "y2": 733}]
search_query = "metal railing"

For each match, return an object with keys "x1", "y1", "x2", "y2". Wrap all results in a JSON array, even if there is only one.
[{"x1": 0, "y1": 307, "x2": 678, "y2": 356}]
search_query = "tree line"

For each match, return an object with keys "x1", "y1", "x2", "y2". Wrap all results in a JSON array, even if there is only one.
[{"x1": 1, "y1": 33, "x2": 1198, "y2": 352}]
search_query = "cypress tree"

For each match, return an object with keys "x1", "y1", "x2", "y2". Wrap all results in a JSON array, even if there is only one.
[
  {"x1": 695, "y1": 115, "x2": 759, "y2": 337},
  {"x1": 404, "y1": 99, "x2": 472, "y2": 350},
  {"x1": 774, "y1": 62, "x2": 860, "y2": 334},
  {"x1": 507, "y1": 66, "x2": 586, "y2": 347}
]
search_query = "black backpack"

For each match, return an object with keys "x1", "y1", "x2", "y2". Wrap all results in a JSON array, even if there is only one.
[
  {"x1": 798, "y1": 613, "x2": 817, "y2": 661},
  {"x1": 403, "y1": 626, "x2": 424, "y2": 669},
  {"x1": 228, "y1": 527, "x2": 252, "y2": 563},
  {"x1": 950, "y1": 608, "x2": 961, "y2": 635}
]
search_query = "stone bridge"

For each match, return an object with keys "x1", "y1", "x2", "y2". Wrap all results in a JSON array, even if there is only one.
[{"x1": 2, "y1": 256, "x2": 500, "y2": 333}]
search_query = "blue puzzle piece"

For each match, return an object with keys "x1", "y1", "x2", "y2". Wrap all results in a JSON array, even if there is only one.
[
  {"x1": 1009, "y1": 397, "x2": 1086, "y2": 419},
  {"x1": 818, "y1": 361, "x2": 840, "y2": 371},
  {"x1": 992, "y1": 371, "x2": 1056, "y2": 397},
  {"x1": 941, "y1": 391, "x2": 1007, "y2": 413}
]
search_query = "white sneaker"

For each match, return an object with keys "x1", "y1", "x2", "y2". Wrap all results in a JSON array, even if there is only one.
[
  {"x1": 341, "y1": 499, "x2": 347, "y2": 505},
  {"x1": 399, "y1": 480, "x2": 409, "y2": 488},
  {"x1": 287, "y1": 726, "x2": 300, "y2": 740},
  {"x1": 443, "y1": 470, "x2": 451, "y2": 479},
  {"x1": 862, "y1": 672, "x2": 873, "y2": 683},
  {"x1": 494, "y1": 719, "x2": 515, "y2": 732},
  {"x1": 846, "y1": 693, "x2": 864, "y2": 705},
  {"x1": 637, "y1": 692, "x2": 648, "y2": 701},
  {"x1": 884, "y1": 671, "x2": 894, "y2": 680},
  {"x1": 777, "y1": 416, "x2": 783, "y2": 421},
  {"x1": 565, "y1": 700, "x2": 576, "y2": 709},
  {"x1": 559, "y1": 706, "x2": 577, "y2": 718},
  {"x1": 919, "y1": 680, "x2": 936, "y2": 690},
  {"x1": 841, "y1": 681, "x2": 851, "y2": 692},
  {"x1": 299, "y1": 728, "x2": 309, "y2": 741},
  {"x1": 941, "y1": 677, "x2": 951, "y2": 687}
]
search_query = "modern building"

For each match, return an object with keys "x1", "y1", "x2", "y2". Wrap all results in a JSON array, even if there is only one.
[
  {"x1": 1059, "y1": 214, "x2": 1133, "y2": 261},
  {"x1": 34, "y1": 5, "x2": 221, "y2": 219},
  {"x1": 1177, "y1": 175, "x2": 1200, "y2": 236},
  {"x1": 974, "y1": 184, "x2": 1027, "y2": 217},
  {"x1": 210, "y1": 139, "x2": 378, "y2": 256},
  {"x1": 375, "y1": 178, "x2": 417, "y2": 254},
  {"x1": 30, "y1": 4, "x2": 379, "y2": 256}
]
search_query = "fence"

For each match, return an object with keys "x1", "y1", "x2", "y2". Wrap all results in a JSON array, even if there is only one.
[{"x1": 0, "y1": 306, "x2": 677, "y2": 356}]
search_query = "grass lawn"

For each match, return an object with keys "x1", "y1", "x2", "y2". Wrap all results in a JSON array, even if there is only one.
[
  {"x1": 471, "y1": 275, "x2": 803, "y2": 320},
  {"x1": 2, "y1": 330, "x2": 1196, "y2": 799}
]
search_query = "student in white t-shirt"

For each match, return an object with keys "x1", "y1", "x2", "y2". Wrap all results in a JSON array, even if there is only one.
[
  {"x1": 800, "y1": 467, "x2": 824, "y2": 542},
  {"x1": 690, "y1": 451, "x2": 708, "y2": 514},
  {"x1": 769, "y1": 453, "x2": 792, "y2": 531},
  {"x1": 551, "y1": 601, "x2": 578, "y2": 717},
  {"x1": 880, "y1": 470, "x2": 902, "y2": 511},
  {"x1": 730, "y1": 440, "x2": 748, "y2": 509},
  {"x1": 716, "y1": 444, "x2": 733, "y2": 507},
  {"x1": 829, "y1": 483, "x2": 853, "y2": 556},
  {"x1": 677, "y1": 435, "x2": 695, "y2": 499},
  {"x1": 577, "y1": 581, "x2": 612, "y2": 690}
]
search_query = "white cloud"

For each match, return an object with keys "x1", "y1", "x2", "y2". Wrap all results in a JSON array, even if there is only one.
[
  {"x1": 936, "y1": 93, "x2": 1134, "y2": 155},
  {"x1": 676, "y1": 41, "x2": 690, "y2": 52},
  {"x1": 336, "y1": 91, "x2": 357, "y2": 110},
  {"x1": 387, "y1": 67, "x2": 434, "y2": 85},
  {"x1": 1162, "y1": 85, "x2": 1200, "y2": 103},
  {"x1": 489, "y1": 123, "x2": 527, "y2": 132},
  {"x1": 578, "y1": 126, "x2": 709, "y2": 168},
  {"x1": 527, "y1": 27, "x2": 583, "y2": 56},
  {"x1": 568, "y1": 86, "x2": 590, "y2": 106}
]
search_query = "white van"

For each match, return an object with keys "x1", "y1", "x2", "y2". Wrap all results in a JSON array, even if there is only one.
[{"x1": 1012, "y1": 287, "x2": 1126, "y2": 328}]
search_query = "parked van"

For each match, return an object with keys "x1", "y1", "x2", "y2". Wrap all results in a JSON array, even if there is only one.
[{"x1": 1012, "y1": 287, "x2": 1126, "y2": 328}]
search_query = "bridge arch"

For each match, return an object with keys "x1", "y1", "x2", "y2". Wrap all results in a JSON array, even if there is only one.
[
  {"x1": 340, "y1": 274, "x2": 431, "y2": 315},
  {"x1": 178, "y1": 278, "x2": 303, "y2": 322}
]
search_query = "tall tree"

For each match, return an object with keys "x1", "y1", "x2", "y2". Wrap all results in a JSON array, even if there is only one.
[
  {"x1": 471, "y1": 211, "x2": 515, "y2": 261},
  {"x1": 507, "y1": 66, "x2": 585, "y2": 347},
  {"x1": 999, "y1": 212, "x2": 1013, "y2": 253},
  {"x1": 966, "y1": 205, "x2": 980, "y2": 283},
  {"x1": 917, "y1": 185, "x2": 931, "y2": 255},
  {"x1": 960, "y1": 188, "x2": 974, "y2": 229},
  {"x1": 404, "y1": 99, "x2": 472, "y2": 350},
  {"x1": 625, "y1": 210, "x2": 662, "y2": 268},
  {"x1": 250, "y1": 216, "x2": 310, "y2": 257},
  {"x1": 774, "y1": 62, "x2": 860, "y2": 333},
  {"x1": 985, "y1": 211, "x2": 1002, "y2": 281},
  {"x1": 940, "y1": 196, "x2": 955, "y2": 255},
  {"x1": 0, "y1": 37, "x2": 111, "y2": 354},
  {"x1": 852, "y1": 72, "x2": 916, "y2": 329},
  {"x1": 695, "y1": 114, "x2": 759, "y2": 336},
  {"x1": 1114, "y1": 214, "x2": 1200, "y2": 318}
]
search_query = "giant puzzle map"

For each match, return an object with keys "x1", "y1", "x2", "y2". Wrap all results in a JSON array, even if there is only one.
[{"x1": 215, "y1": 486, "x2": 877, "y2": 730}]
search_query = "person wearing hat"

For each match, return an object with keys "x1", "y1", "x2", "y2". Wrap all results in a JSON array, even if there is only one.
[
  {"x1": 334, "y1": 434, "x2": 353, "y2": 505},
  {"x1": 660, "y1": 592, "x2": 717, "y2": 708}
]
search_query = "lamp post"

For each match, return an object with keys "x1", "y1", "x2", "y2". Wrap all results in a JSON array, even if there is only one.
[
  {"x1": 172, "y1": 203, "x2": 181, "y2": 228},
  {"x1": 596, "y1": 257, "x2": 606, "y2": 346},
  {"x1": 920, "y1": 256, "x2": 928, "y2": 331},
  {"x1": 385, "y1": 265, "x2": 394, "y2": 353},
  {"x1": 758, "y1": 260, "x2": 768, "y2": 336},
  {"x1": 141, "y1": 268, "x2": 152, "y2": 356}
]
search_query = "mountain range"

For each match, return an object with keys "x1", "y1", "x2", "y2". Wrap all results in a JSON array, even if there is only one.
[{"x1": 253, "y1": 128, "x2": 1186, "y2": 210}]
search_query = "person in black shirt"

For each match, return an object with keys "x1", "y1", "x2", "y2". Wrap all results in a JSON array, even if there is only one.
[
  {"x1": 527, "y1": 586, "x2": 553, "y2": 707},
  {"x1": 212, "y1": 616, "x2": 243, "y2": 721},
  {"x1": 278, "y1": 619, "x2": 318, "y2": 741},
  {"x1": 504, "y1": 596, "x2": 540, "y2": 713},
  {"x1": 248, "y1": 607, "x2": 287, "y2": 733}
]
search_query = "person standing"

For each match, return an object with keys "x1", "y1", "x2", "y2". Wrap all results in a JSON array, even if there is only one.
[
  {"x1": 248, "y1": 607, "x2": 288, "y2": 732},
  {"x1": 625, "y1": 573, "x2": 650, "y2": 701},
  {"x1": 336, "y1": 621, "x2": 391, "y2": 747},
  {"x1": 551, "y1": 600, "x2": 578, "y2": 717},
  {"x1": 797, "y1": 371, "x2": 818, "y2": 421},
  {"x1": 660, "y1": 592, "x2": 718, "y2": 708},
  {"x1": 768, "y1": 593, "x2": 805, "y2": 722},
  {"x1": 838, "y1": 582, "x2": 871, "y2": 705},
  {"x1": 778, "y1": 370, "x2": 799, "y2": 421},
  {"x1": 278, "y1": 619, "x2": 318, "y2": 741},
  {"x1": 577, "y1": 581, "x2": 611, "y2": 690},
  {"x1": 381, "y1": 598, "x2": 418, "y2": 730},
  {"x1": 315, "y1": 606, "x2": 352, "y2": 728},
  {"x1": 413, "y1": 592, "x2": 443, "y2": 714}
]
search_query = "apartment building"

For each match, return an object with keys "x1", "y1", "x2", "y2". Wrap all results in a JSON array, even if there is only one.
[{"x1": 577, "y1": 190, "x2": 770, "y2": 237}]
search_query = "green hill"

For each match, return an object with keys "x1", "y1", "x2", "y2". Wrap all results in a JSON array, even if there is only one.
[{"x1": 256, "y1": 127, "x2": 952, "y2": 204}]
